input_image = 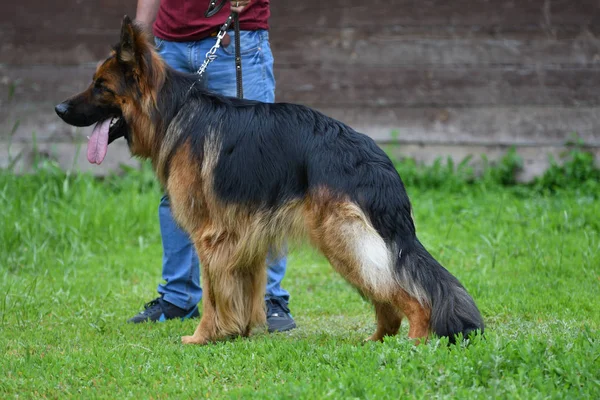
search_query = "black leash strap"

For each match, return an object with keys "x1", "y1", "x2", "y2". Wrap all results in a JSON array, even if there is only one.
[
  {"x1": 233, "y1": 12, "x2": 243, "y2": 99},
  {"x1": 205, "y1": 0, "x2": 226, "y2": 17},
  {"x1": 203, "y1": 1, "x2": 243, "y2": 99}
]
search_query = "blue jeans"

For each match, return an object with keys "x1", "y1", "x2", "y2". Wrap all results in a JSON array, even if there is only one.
[{"x1": 155, "y1": 30, "x2": 289, "y2": 310}]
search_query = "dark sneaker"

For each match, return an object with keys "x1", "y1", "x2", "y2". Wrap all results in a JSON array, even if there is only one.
[
  {"x1": 266, "y1": 297, "x2": 296, "y2": 333},
  {"x1": 127, "y1": 297, "x2": 199, "y2": 323}
]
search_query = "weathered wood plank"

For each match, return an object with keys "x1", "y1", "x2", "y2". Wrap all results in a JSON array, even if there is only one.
[
  {"x1": 316, "y1": 106, "x2": 600, "y2": 145},
  {"x1": 271, "y1": 33, "x2": 600, "y2": 68},
  {"x1": 271, "y1": 0, "x2": 600, "y2": 31},
  {"x1": 274, "y1": 65, "x2": 600, "y2": 107},
  {"x1": 0, "y1": 65, "x2": 96, "y2": 106},
  {"x1": 0, "y1": 0, "x2": 136, "y2": 65}
]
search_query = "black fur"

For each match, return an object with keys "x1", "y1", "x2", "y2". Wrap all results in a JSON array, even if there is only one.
[
  {"x1": 400, "y1": 240, "x2": 484, "y2": 343},
  {"x1": 55, "y1": 30, "x2": 484, "y2": 342},
  {"x1": 155, "y1": 71, "x2": 484, "y2": 343}
]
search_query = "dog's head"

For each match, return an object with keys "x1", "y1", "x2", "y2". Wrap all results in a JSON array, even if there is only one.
[{"x1": 55, "y1": 16, "x2": 165, "y2": 163}]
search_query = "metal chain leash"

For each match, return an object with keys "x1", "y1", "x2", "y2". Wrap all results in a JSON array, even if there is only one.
[{"x1": 196, "y1": 14, "x2": 234, "y2": 78}]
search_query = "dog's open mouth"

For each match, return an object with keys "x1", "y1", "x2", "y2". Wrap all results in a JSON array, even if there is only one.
[{"x1": 87, "y1": 117, "x2": 125, "y2": 164}]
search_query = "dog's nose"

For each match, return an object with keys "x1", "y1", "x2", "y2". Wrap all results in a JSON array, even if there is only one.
[{"x1": 55, "y1": 103, "x2": 69, "y2": 117}]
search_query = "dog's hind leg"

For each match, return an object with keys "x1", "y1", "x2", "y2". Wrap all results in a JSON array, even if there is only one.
[
  {"x1": 366, "y1": 301, "x2": 403, "y2": 342},
  {"x1": 391, "y1": 289, "x2": 430, "y2": 344},
  {"x1": 305, "y1": 196, "x2": 403, "y2": 341}
]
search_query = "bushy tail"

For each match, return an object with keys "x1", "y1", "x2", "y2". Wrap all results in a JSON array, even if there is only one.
[{"x1": 395, "y1": 239, "x2": 484, "y2": 343}]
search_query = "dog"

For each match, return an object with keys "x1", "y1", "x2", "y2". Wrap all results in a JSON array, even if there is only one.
[{"x1": 55, "y1": 16, "x2": 484, "y2": 345}]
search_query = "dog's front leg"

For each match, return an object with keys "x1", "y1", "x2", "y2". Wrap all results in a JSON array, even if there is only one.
[
  {"x1": 182, "y1": 229, "x2": 249, "y2": 345},
  {"x1": 181, "y1": 229, "x2": 224, "y2": 345},
  {"x1": 181, "y1": 259, "x2": 217, "y2": 345}
]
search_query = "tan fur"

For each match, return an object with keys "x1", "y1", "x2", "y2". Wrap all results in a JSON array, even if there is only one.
[
  {"x1": 156, "y1": 107, "x2": 194, "y2": 184},
  {"x1": 166, "y1": 141, "x2": 206, "y2": 234},
  {"x1": 165, "y1": 141, "x2": 433, "y2": 344},
  {"x1": 303, "y1": 188, "x2": 431, "y2": 343},
  {"x1": 82, "y1": 18, "x2": 435, "y2": 345},
  {"x1": 104, "y1": 22, "x2": 166, "y2": 162},
  {"x1": 168, "y1": 136, "x2": 278, "y2": 342},
  {"x1": 394, "y1": 289, "x2": 431, "y2": 344},
  {"x1": 366, "y1": 302, "x2": 403, "y2": 342},
  {"x1": 304, "y1": 189, "x2": 393, "y2": 300}
]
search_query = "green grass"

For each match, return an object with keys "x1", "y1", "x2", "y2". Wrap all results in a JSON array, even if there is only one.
[{"x1": 1, "y1": 163, "x2": 599, "y2": 399}]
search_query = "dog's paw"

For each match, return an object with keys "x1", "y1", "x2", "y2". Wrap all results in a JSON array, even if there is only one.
[
  {"x1": 364, "y1": 334, "x2": 384, "y2": 343},
  {"x1": 181, "y1": 335, "x2": 207, "y2": 345}
]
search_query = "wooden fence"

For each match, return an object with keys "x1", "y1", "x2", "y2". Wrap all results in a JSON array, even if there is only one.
[{"x1": 1, "y1": 0, "x2": 599, "y2": 179}]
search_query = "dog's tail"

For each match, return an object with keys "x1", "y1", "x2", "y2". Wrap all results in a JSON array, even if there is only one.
[{"x1": 395, "y1": 238, "x2": 484, "y2": 343}]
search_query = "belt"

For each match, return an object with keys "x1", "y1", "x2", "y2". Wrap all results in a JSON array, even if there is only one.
[{"x1": 210, "y1": 28, "x2": 231, "y2": 47}]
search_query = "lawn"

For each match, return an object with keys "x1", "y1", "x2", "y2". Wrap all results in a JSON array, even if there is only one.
[{"x1": 1, "y1": 162, "x2": 599, "y2": 399}]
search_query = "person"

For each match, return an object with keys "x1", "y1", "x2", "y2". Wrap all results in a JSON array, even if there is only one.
[{"x1": 128, "y1": 0, "x2": 296, "y2": 332}]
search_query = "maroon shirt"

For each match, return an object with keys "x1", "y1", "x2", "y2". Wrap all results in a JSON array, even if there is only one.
[{"x1": 154, "y1": 0, "x2": 270, "y2": 42}]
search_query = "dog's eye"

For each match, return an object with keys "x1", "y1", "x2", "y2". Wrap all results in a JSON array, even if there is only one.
[{"x1": 93, "y1": 81, "x2": 115, "y2": 96}]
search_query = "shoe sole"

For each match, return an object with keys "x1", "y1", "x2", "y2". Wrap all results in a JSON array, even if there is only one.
[
  {"x1": 128, "y1": 306, "x2": 200, "y2": 323},
  {"x1": 268, "y1": 321, "x2": 297, "y2": 333}
]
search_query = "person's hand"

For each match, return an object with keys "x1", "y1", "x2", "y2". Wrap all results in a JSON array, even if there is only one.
[{"x1": 230, "y1": 0, "x2": 251, "y2": 13}]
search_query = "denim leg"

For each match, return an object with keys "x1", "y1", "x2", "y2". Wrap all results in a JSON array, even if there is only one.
[
  {"x1": 153, "y1": 40, "x2": 203, "y2": 310},
  {"x1": 265, "y1": 252, "x2": 290, "y2": 303},
  {"x1": 157, "y1": 195, "x2": 202, "y2": 310}
]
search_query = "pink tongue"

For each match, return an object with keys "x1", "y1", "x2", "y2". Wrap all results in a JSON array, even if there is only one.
[{"x1": 87, "y1": 119, "x2": 111, "y2": 164}]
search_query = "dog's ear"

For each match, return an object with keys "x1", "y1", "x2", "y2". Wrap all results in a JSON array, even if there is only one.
[{"x1": 118, "y1": 15, "x2": 137, "y2": 65}]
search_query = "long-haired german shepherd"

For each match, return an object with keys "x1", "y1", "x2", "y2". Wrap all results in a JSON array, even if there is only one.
[{"x1": 55, "y1": 17, "x2": 484, "y2": 345}]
